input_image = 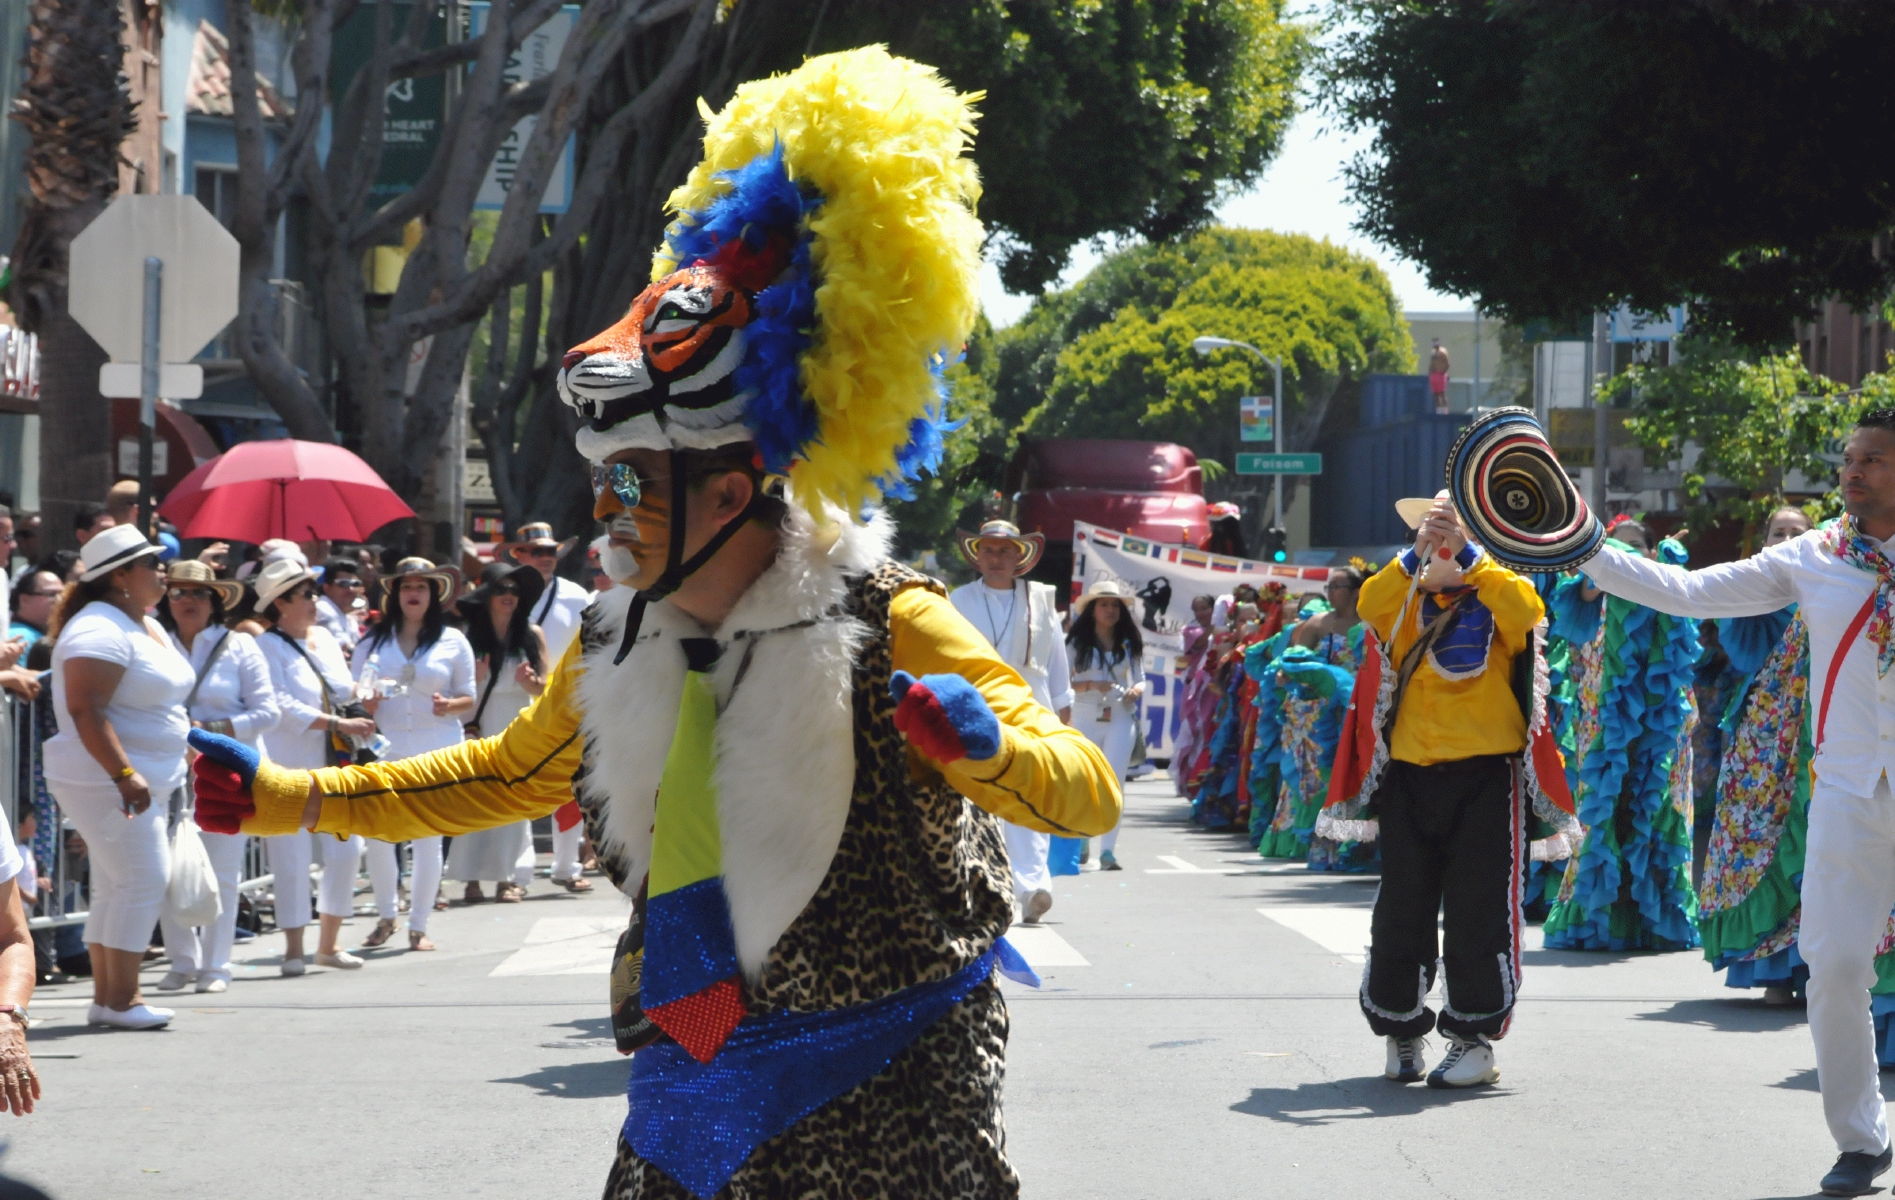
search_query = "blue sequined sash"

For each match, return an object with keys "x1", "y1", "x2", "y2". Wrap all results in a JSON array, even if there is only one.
[{"x1": 624, "y1": 939, "x2": 1036, "y2": 1197}]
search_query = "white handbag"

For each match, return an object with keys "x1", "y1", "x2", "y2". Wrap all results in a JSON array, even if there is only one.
[{"x1": 165, "y1": 816, "x2": 223, "y2": 927}]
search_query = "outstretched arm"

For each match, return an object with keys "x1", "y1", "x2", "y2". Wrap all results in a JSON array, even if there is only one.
[
  {"x1": 1582, "y1": 543, "x2": 1796, "y2": 619},
  {"x1": 889, "y1": 584, "x2": 1121, "y2": 838}
]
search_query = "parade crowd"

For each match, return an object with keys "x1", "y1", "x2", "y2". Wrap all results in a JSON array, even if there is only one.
[{"x1": 4, "y1": 491, "x2": 618, "y2": 1033}]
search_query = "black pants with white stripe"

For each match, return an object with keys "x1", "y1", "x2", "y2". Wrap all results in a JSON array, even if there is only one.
[{"x1": 1359, "y1": 755, "x2": 1524, "y2": 1040}]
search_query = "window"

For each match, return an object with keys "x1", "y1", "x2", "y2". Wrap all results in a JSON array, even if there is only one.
[{"x1": 194, "y1": 166, "x2": 237, "y2": 230}]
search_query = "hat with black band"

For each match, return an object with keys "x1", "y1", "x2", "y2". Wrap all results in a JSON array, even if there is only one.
[{"x1": 79, "y1": 525, "x2": 162, "y2": 582}]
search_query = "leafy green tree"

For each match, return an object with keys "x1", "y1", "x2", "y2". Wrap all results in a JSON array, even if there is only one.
[
  {"x1": 985, "y1": 227, "x2": 1412, "y2": 516},
  {"x1": 1609, "y1": 336, "x2": 1869, "y2": 545},
  {"x1": 1326, "y1": 0, "x2": 1895, "y2": 345}
]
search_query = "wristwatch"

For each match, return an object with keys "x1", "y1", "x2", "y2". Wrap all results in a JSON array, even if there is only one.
[{"x1": 0, "y1": 1004, "x2": 30, "y2": 1026}]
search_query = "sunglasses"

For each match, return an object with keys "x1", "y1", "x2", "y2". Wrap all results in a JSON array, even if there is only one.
[
  {"x1": 494, "y1": 583, "x2": 519, "y2": 595},
  {"x1": 590, "y1": 462, "x2": 645, "y2": 509},
  {"x1": 167, "y1": 587, "x2": 213, "y2": 602},
  {"x1": 525, "y1": 547, "x2": 558, "y2": 559},
  {"x1": 328, "y1": 577, "x2": 364, "y2": 588}
]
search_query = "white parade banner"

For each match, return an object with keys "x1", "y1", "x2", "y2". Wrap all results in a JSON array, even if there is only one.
[{"x1": 1070, "y1": 521, "x2": 1333, "y2": 759}]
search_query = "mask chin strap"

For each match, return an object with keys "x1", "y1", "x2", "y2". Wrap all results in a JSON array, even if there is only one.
[{"x1": 613, "y1": 453, "x2": 770, "y2": 665}]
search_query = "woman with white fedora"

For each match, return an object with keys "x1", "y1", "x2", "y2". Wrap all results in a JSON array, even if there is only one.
[
  {"x1": 43, "y1": 525, "x2": 195, "y2": 1028},
  {"x1": 253, "y1": 558, "x2": 373, "y2": 976},
  {"x1": 1067, "y1": 579, "x2": 1145, "y2": 871},
  {"x1": 351, "y1": 558, "x2": 473, "y2": 951},
  {"x1": 154, "y1": 560, "x2": 278, "y2": 993}
]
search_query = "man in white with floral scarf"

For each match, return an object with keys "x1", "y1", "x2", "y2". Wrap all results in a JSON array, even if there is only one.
[{"x1": 1578, "y1": 409, "x2": 1895, "y2": 1198}]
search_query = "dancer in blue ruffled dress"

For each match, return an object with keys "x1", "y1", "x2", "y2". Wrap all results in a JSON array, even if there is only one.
[{"x1": 1544, "y1": 519, "x2": 1702, "y2": 951}]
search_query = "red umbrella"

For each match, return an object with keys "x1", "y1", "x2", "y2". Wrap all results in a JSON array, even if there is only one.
[{"x1": 158, "y1": 439, "x2": 416, "y2": 543}]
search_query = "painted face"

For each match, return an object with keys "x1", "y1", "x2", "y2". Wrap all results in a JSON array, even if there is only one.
[{"x1": 558, "y1": 264, "x2": 754, "y2": 460}]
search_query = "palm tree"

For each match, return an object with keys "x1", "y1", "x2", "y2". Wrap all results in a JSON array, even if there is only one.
[{"x1": 7, "y1": 0, "x2": 137, "y2": 551}]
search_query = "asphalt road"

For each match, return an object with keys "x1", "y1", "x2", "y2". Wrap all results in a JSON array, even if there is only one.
[{"x1": 3, "y1": 778, "x2": 1870, "y2": 1199}]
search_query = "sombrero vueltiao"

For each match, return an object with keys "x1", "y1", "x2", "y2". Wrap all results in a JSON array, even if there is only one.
[
  {"x1": 380, "y1": 556, "x2": 463, "y2": 607},
  {"x1": 1445, "y1": 407, "x2": 1603, "y2": 571},
  {"x1": 957, "y1": 520, "x2": 1044, "y2": 576}
]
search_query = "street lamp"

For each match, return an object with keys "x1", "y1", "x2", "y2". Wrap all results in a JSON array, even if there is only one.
[{"x1": 1192, "y1": 336, "x2": 1286, "y2": 531}]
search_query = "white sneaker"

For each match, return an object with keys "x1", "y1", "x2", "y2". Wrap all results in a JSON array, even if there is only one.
[
  {"x1": 152, "y1": 971, "x2": 194, "y2": 992},
  {"x1": 1022, "y1": 890, "x2": 1053, "y2": 925},
  {"x1": 1385, "y1": 1035, "x2": 1428, "y2": 1083},
  {"x1": 281, "y1": 957, "x2": 307, "y2": 978},
  {"x1": 1427, "y1": 1032, "x2": 1499, "y2": 1088},
  {"x1": 195, "y1": 977, "x2": 228, "y2": 994},
  {"x1": 314, "y1": 950, "x2": 364, "y2": 970},
  {"x1": 91, "y1": 1003, "x2": 173, "y2": 1030}
]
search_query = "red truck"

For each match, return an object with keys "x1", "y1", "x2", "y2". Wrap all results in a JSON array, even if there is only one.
[{"x1": 1005, "y1": 438, "x2": 1210, "y2": 605}]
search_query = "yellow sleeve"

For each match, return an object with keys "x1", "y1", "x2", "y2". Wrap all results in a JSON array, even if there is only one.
[
  {"x1": 1465, "y1": 554, "x2": 1546, "y2": 651},
  {"x1": 889, "y1": 584, "x2": 1121, "y2": 837},
  {"x1": 305, "y1": 633, "x2": 588, "y2": 841},
  {"x1": 1356, "y1": 555, "x2": 1416, "y2": 649}
]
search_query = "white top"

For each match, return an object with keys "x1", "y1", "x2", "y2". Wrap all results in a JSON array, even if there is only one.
[
  {"x1": 529, "y1": 575, "x2": 591, "y2": 663},
  {"x1": 315, "y1": 594, "x2": 359, "y2": 657},
  {"x1": 470, "y1": 651, "x2": 534, "y2": 737},
  {"x1": 14, "y1": 841, "x2": 34, "y2": 900},
  {"x1": 1583, "y1": 533, "x2": 1895, "y2": 796},
  {"x1": 45, "y1": 601, "x2": 195, "y2": 791},
  {"x1": 1069, "y1": 645, "x2": 1138, "y2": 705},
  {"x1": 948, "y1": 579, "x2": 1073, "y2": 712},
  {"x1": 351, "y1": 626, "x2": 475, "y2": 758},
  {"x1": 168, "y1": 627, "x2": 280, "y2": 747},
  {"x1": 257, "y1": 625, "x2": 355, "y2": 770}
]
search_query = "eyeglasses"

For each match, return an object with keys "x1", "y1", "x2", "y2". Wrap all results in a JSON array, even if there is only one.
[
  {"x1": 590, "y1": 462, "x2": 645, "y2": 509},
  {"x1": 167, "y1": 587, "x2": 213, "y2": 601}
]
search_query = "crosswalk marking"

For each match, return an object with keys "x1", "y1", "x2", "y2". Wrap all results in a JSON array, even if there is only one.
[
  {"x1": 1257, "y1": 904, "x2": 1374, "y2": 961},
  {"x1": 1006, "y1": 925, "x2": 1090, "y2": 967},
  {"x1": 1145, "y1": 854, "x2": 1247, "y2": 875},
  {"x1": 489, "y1": 917, "x2": 621, "y2": 977}
]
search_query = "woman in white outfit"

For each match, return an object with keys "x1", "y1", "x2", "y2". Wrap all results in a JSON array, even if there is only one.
[
  {"x1": 155, "y1": 560, "x2": 278, "y2": 993},
  {"x1": 252, "y1": 559, "x2": 374, "y2": 975},
  {"x1": 351, "y1": 558, "x2": 473, "y2": 951},
  {"x1": 444, "y1": 562, "x2": 548, "y2": 902},
  {"x1": 1066, "y1": 579, "x2": 1144, "y2": 872},
  {"x1": 43, "y1": 526, "x2": 194, "y2": 1029}
]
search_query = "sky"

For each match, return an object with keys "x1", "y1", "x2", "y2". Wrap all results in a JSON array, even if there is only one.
[{"x1": 977, "y1": 109, "x2": 1470, "y2": 328}]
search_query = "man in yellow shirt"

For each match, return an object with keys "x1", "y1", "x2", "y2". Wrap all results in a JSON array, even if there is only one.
[
  {"x1": 185, "y1": 50, "x2": 1120, "y2": 1200},
  {"x1": 1342, "y1": 493, "x2": 1549, "y2": 1090}
]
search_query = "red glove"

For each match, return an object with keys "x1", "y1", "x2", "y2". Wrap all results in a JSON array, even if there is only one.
[{"x1": 189, "y1": 729, "x2": 258, "y2": 835}]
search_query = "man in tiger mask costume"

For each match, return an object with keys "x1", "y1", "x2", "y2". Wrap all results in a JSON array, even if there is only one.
[{"x1": 184, "y1": 48, "x2": 1120, "y2": 1200}]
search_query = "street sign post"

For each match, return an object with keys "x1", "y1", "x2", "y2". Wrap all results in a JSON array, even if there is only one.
[
  {"x1": 1236, "y1": 452, "x2": 1322, "y2": 475},
  {"x1": 70, "y1": 194, "x2": 239, "y2": 535}
]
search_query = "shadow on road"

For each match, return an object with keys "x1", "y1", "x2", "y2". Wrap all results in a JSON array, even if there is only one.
[
  {"x1": 1769, "y1": 1068, "x2": 1895, "y2": 1100},
  {"x1": 1229, "y1": 1076, "x2": 1508, "y2": 1125},
  {"x1": 491, "y1": 1058, "x2": 628, "y2": 1099},
  {"x1": 1632, "y1": 997, "x2": 1807, "y2": 1031}
]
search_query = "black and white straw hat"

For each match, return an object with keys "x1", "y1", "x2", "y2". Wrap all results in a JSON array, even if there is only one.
[{"x1": 79, "y1": 525, "x2": 162, "y2": 582}]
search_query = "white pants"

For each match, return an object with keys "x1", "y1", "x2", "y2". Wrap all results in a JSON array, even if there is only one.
[
  {"x1": 265, "y1": 831, "x2": 363, "y2": 929},
  {"x1": 1074, "y1": 696, "x2": 1132, "y2": 860},
  {"x1": 366, "y1": 838, "x2": 443, "y2": 932},
  {"x1": 1003, "y1": 822, "x2": 1052, "y2": 902},
  {"x1": 551, "y1": 821, "x2": 584, "y2": 882},
  {"x1": 159, "y1": 831, "x2": 246, "y2": 981},
  {"x1": 54, "y1": 778, "x2": 172, "y2": 952},
  {"x1": 515, "y1": 835, "x2": 536, "y2": 890},
  {"x1": 1804, "y1": 774, "x2": 1895, "y2": 1155}
]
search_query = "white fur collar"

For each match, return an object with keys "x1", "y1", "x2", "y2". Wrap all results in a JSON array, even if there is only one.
[{"x1": 575, "y1": 503, "x2": 890, "y2": 981}]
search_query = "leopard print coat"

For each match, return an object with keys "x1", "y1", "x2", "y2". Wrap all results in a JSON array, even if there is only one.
[{"x1": 588, "y1": 562, "x2": 1019, "y2": 1199}]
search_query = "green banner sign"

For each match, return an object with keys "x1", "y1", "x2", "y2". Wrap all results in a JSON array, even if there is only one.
[
  {"x1": 1236, "y1": 452, "x2": 1322, "y2": 475},
  {"x1": 331, "y1": 3, "x2": 449, "y2": 205}
]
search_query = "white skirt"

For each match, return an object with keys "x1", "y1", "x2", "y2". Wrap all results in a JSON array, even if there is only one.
[{"x1": 444, "y1": 820, "x2": 532, "y2": 881}]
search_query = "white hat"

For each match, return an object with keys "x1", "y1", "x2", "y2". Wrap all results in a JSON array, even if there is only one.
[
  {"x1": 79, "y1": 525, "x2": 161, "y2": 582},
  {"x1": 259, "y1": 538, "x2": 309, "y2": 568},
  {"x1": 252, "y1": 557, "x2": 317, "y2": 614},
  {"x1": 1074, "y1": 577, "x2": 1140, "y2": 618}
]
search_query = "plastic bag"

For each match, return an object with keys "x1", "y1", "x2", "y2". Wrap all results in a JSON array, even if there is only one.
[{"x1": 166, "y1": 817, "x2": 223, "y2": 927}]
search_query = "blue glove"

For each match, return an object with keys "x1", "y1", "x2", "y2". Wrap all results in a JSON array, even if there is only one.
[
  {"x1": 188, "y1": 728, "x2": 259, "y2": 834},
  {"x1": 890, "y1": 671, "x2": 1001, "y2": 762}
]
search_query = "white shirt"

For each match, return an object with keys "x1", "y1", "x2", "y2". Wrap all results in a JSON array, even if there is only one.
[
  {"x1": 529, "y1": 575, "x2": 591, "y2": 663},
  {"x1": 1583, "y1": 532, "x2": 1895, "y2": 796},
  {"x1": 169, "y1": 627, "x2": 280, "y2": 747},
  {"x1": 948, "y1": 579, "x2": 1073, "y2": 712},
  {"x1": 351, "y1": 626, "x2": 476, "y2": 758},
  {"x1": 470, "y1": 651, "x2": 535, "y2": 737},
  {"x1": 315, "y1": 594, "x2": 359, "y2": 656},
  {"x1": 257, "y1": 625, "x2": 355, "y2": 770},
  {"x1": 45, "y1": 602, "x2": 195, "y2": 791}
]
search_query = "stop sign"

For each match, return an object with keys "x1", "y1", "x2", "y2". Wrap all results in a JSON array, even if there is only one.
[{"x1": 68, "y1": 195, "x2": 239, "y2": 363}]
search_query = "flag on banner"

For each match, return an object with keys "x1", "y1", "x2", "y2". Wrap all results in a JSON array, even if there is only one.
[{"x1": 1070, "y1": 521, "x2": 1330, "y2": 759}]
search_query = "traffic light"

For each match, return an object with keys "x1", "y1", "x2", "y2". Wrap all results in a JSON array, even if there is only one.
[{"x1": 1261, "y1": 526, "x2": 1288, "y2": 563}]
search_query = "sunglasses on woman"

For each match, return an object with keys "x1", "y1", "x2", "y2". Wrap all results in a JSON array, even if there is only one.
[{"x1": 167, "y1": 587, "x2": 212, "y2": 602}]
